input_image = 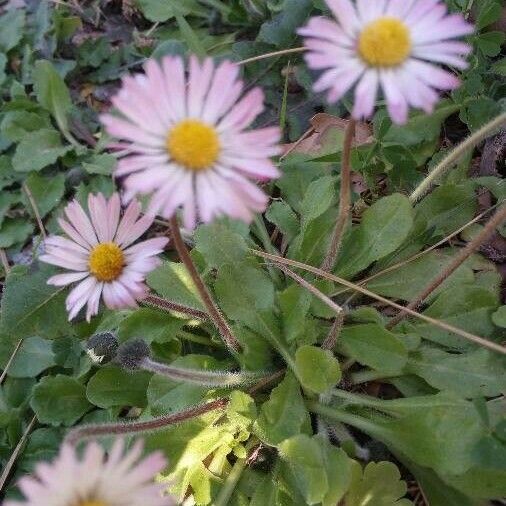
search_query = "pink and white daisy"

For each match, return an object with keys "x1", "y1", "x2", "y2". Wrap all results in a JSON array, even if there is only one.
[
  {"x1": 40, "y1": 193, "x2": 168, "y2": 321},
  {"x1": 101, "y1": 55, "x2": 281, "y2": 229},
  {"x1": 5, "y1": 439, "x2": 174, "y2": 506},
  {"x1": 299, "y1": 0, "x2": 474, "y2": 124}
]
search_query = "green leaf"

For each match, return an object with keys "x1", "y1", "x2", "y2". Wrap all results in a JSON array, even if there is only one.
[
  {"x1": 0, "y1": 263, "x2": 72, "y2": 342},
  {"x1": 367, "y1": 250, "x2": 474, "y2": 302},
  {"x1": 194, "y1": 221, "x2": 248, "y2": 269},
  {"x1": 345, "y1": 461, "x2": 413, "y2": 506},
  {"x1": 175, "y1": 14, "x2": 206, "y2": 57},
  {"x1": 416, "y1": 286, "x2": 498, "y2": 350},
  {"x1": 319, "y1": 438, "x2": 353, "y2": 506},
  {"x1": 300, "y1": 176, "x2": 337, "y2": 225},
  {"x1": 0, "y1": 53, "x2": 6, "y2": 86},
  {"x1": 22, "y1": 172, "x2": 65, "y2": 218},
  {"x1": 147, "y1": 261, "x2": 205, "y2": 311},
  {"x1": 215, "y1": 262, "x2": 275, "y2": 326},
  {"x1": 407, "y1": 348, "x2": 506, "y2": 398},
  {"x1": 477, "y1": 0, "x2": 503, "y2": 28},
  {"x1": 86, "y1": 366, "x2": 152, "y2": 408},
  {"x1": 383, "y1": 103, "x2": 460, "y2": 146},
  {"x1": 82, "y1": 153, "x2": 116, "y2": 175},
  {"x1": 278, "y1": 284, "x2": 311, "y2": 343},
  {"x1": 460, "y1": 98, "x2": 502, "y2": 131},
  {"x1": 414, "y1": 183, "x2": 477, "y2": 237},
  {"x1": 475, "y1": 31, "x2": 505, "y2": 57},
  {"x1": 360, "y1": 393, "x2": 486, "y2": 476},
  {"x1": 12, "y1": 129, "x2": 71, "y2": 172},
  {"x1": 19, "y1": 428, "x2": 62, "y2": 473},
  {"x1": 295, "y1": 345, "x2": 341, "y2": 394},
  {"x1": 266, "y1": 201, "x2": 299, "y2": 243},
  {"x1": 278, "y1": 434, "x2": 329, "y2": 504},
  {"x1": 254, "y1": 372, "x2": 311, "y2": 446},
  {"x1": 31, "y1": 375, "x2": 91, "y2": 426},
  {"x1": 119, "y1": 308, "x2": 184, "y2": 344},
  {"x1": 0, "y1": 9, "x2": 25, "y2": 52},
  {"x1": 0, "y1": 218, "x2": 34, "y2": 248},
  {"x1": 7, "y1": 336, "x2": 56, "y2": 378},
  {"x1": 491, "y1": 58, "x2": 506, "y2": 77},
  {"x1": 136, "y1": 0, "x2": 200, "y2": 22},
  {"x1": 492, "y1": 305, "x2": 506, "y2": 328},
  {"x1": 336, "y1": 194, "x2": 414, "y2": 278},
  {"x1": 0, "y1": 111, "x2": 51, "y2": 142},
  {"x1": 32, "y1": 60, "x2": 72, "y2": 133},
  {"x1": 258, "y1": 0, "x2": 312, "y2": 47},
  {"x1": 340, "y1": 324, "x2": 408, "y2": 375}
]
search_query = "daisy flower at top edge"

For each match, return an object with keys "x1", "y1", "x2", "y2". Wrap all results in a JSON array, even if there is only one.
[
  {"x1": 100, "y1": 55, "x2": 282, "y2": 230},
  {"x1": 4, "y1": 439, "x2": 175, "y2": 506},
  {"x1": 39, "y1": 192, "x2": 168, "y2": 322},
  {"x1": 298, "y1": 0, "x2": 474, "y2": 124}
]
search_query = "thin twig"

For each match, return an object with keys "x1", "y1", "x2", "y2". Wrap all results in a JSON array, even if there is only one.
[
  {"x1": 143, "y1": 294, "x2": 208, "y2": 320},
  {"x1": 322, "y1": 313, "x2": 345, "y2": 351},
  {"x1": 0, "y1": 339, "x2": 23, "y2": 385},
  {"x1": 169, "y1": 216, "x2": 241, "y2": 353},
  {"x1": 237, "y1": 47, "x2": 306, "y2": 66},
  {"x1": 65, "y1": 398, "x2": 229, "y2": 446},
  {"x1": 410, "y1": 112, "x2": 506, "y2": 202},
  {"x1": 253, "y1": 250, "x2": 506, "y2": 355},
  {"x1": 0, "y1": 415, "x2": 37, "y2": 492},
  {"x1": 387, "y1": 204, "x2": 506, "y2": 328},
  {"x1": 331, "y1": 203, "x2": 499, "y2": 298},
  {"x1": 321, "y1": 119, "x2": 356, "y2": 272},
  {"x1": 0, "y1": 248, "x2": 10, "y2": 275},
  {"x1": 23, "y1": 182, "x2": 47, "y2": 240}
]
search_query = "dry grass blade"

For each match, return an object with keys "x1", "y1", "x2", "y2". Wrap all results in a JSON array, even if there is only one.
[
  {"x1": 253, "y1": 250, "x2": 506, "y2": 355},
  {"x1": 23, "y1": 182, "x2": 47, "y2": 240},
  {"x1": 0, "y1": 248, "x2": 10, "y2": 275},
  {"x1": 0, "y1": 339, "x2": 23, "y2": 385},
  {"x1": 275, "y1": 263, "x2": 344, "y2": 316},
  {"x1": 237, "y1": 47, "x2": 306, "y2": 65},
  {"x1": 0, "y1": 415, "x2": 37, "y2": 492}
]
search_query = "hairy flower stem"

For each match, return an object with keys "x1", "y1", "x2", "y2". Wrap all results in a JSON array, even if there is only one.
[
  {"x1": 169, "y1": 216, "x2": 241, "y2": 353},
  {"x1": 322, "y1": 312, "x2": 345, "y2": 351},
  {"x1": 321, "y1": 119, "x2": 356, "y2": 272},
  {"x1": 140, "y1": 357, "x2": 266, "y2": 388},
  {"x1": 387, "y1": 204, "x2": 506, "y2": 328},
  {"x1": 410, "y1": 111, "x2": 506, "y2": 203},
  {"x1": 143, "y1": 293, "x2": 208, "y2": 320},
  {"x1": 64, "y1": 398, "x2": 229, "y2": 447},
  {"x1": 65, "y1": 372, "x2": 285, "y2": 447}
]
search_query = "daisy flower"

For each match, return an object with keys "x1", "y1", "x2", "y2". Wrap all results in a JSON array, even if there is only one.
[
  {"x1": 5, "y1": 439, "x2": 174, "y2": 506},
  {"x1": 101, "y1": 55, "x2": 281, "y2": 230},
  {"x1": 298, "y1": 0, "x2": 474, "y2": 124},
  {"x1": 40, "y1": 193, "x2": 168, "y2": 321}
]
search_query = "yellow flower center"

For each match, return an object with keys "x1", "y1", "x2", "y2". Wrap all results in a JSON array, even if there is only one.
[
  {"x1": 358, "y1": 17, "x2": 411, "y2": 67},
  {"x1": 166, "y1": 119, "x2": 220, "y2": 171},
  {"x1": 88, "y1": 242, "x2": 124, "y2": 282}
]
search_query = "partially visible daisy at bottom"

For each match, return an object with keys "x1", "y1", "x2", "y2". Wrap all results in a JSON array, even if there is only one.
[
  {"x1": 5, "y1": 439, "x2": 174, "y2": 506},
  {"x1": 299, "y1": 0, "x2": 474, "y2": 124},
  {"x1": 40, "y1": 193, "x2": 168, "y2": 321},
  {"x1": 101, "y1": 55, "x2": 281, "y2": 230}
]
